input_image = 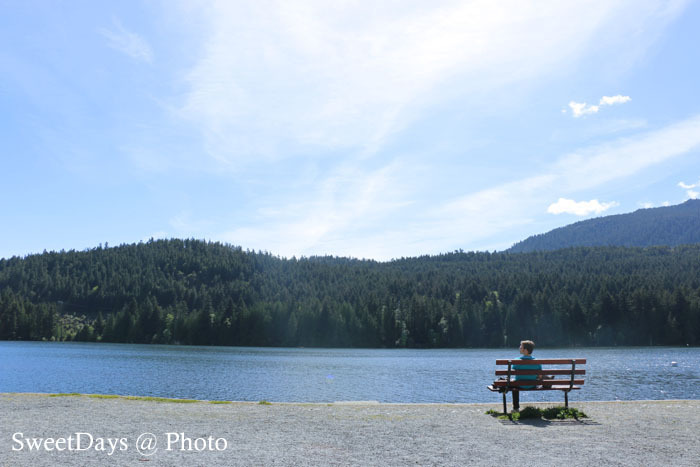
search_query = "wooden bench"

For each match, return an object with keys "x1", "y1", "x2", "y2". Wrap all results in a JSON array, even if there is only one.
[{"x1": 487, "y1": 358, "x2": 586, "y2": 413}]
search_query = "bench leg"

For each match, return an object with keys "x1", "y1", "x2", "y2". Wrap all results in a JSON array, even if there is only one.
[
  {"x1": 564, "y1": 391, "x2": 569, "y2": 409},
  {"x1": 502, "y1": 391, "x2": 507, "y2": 414}
]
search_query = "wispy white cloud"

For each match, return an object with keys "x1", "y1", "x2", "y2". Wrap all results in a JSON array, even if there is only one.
[
  {"x1": 569, "y1": 101, "x2": 600, "y2": 117},
  {"x1": 679, "y1": 179, "x2": 700, "y2": 199},
  {"x1": 99, "y1": 20, "x2": 153, "y2": 63},
  {"x1": 174, "y1": 0, "x2": 676, "y2": 165},
  {"x1": 149, "y1": 0, "x2": 693, "y2": 259},
  {"x1": 554, "y1": 115, "x2": 700, "y2": 191},
  {"x1": 568, "y1": 94, "x2": 631, "y2": 117},
  {"x1": 547, "y1": 198, "x2": 618, "y2": 216},
  {"x1": 431, "y1": 114, "x2": 700, "y2": 251},
  {"x1": 639, "y1": 200, "x2": 673, "y2": 209},
  {"x1": 600, "y1": 95, "x2": 632, "y2": 106},
  {"x1": 678, "y1": 181, "x2": 700, "y2": 199},
  {"x1": 218, "y1": 114, "x2": 700, "y2": 259},
  {"x1": 640, "y1": 201, "x2": 673, "y2": 209},
  {"x1": 550, "y1": 118, "x2": 648, "y2": 143},
  {"x1": 221, "y1": 160, "x2": 413, "y2": 258}
]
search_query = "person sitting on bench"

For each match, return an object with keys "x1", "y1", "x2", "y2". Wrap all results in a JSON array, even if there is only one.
[{"x1": 511, "y1": 340, "x2": 541, "y2": 410}]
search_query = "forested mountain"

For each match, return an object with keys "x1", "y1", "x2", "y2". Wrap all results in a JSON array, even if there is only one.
[
  {"x1": 508, "y1": 199, "x2": 700, "y2": 253},
  {"x1": 1, "y1": 239, "x2": 699, "y2": 348}
]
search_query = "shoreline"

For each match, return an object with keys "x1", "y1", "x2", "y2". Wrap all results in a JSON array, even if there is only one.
[
  {"x1": 2, "y1": 394, "x2": 699, "y2": 466},
  {"x1": 2, "y1": 391, "x2": 700, "y2": 405}
]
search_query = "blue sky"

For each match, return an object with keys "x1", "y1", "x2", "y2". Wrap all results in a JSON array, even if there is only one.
[{"x1": 2, "y1": 0, "x2": 700, "y2": 261}]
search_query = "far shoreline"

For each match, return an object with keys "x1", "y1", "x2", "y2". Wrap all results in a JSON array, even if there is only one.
[
  {"x1": 2, "y1": 392, "x2": 699, "y2": 405},
  {"x1": 2, "y1": 339, "x2": 697, "y2": 350}
]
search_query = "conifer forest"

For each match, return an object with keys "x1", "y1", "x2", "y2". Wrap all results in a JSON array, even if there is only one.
[{"x1": 1, "y1": 239, "x2": 698, "y2": 348}]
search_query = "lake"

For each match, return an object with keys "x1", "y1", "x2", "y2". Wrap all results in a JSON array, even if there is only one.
[{"x1": 1, "y1": 342, "x2": 698, "y2": 403}]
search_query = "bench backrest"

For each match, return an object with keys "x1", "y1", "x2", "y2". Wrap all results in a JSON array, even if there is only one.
[{"x1": 493, "y1": 358, "x2": 586, "y2": 389}]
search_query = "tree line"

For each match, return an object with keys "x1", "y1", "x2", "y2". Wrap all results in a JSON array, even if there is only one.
[{"x1": 1, "y1": 238, "x2": 699, "y2": 347}]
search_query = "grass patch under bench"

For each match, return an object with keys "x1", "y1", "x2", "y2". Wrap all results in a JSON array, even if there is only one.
[{"x1": 486, "y1": 406, "x2": 587, "y2": 421}]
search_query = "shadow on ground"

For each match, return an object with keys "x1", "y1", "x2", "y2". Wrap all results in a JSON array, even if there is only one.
[{"x1": 497, "y1": 418, "x2": 601, "y2": 427}]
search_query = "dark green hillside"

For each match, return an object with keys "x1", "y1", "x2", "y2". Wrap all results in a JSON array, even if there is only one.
[
  {"x1": 508, "y1": 199, "x2": 700, "y2": 253},
  {"x1": 1, "y1": 239, "x2": 699, "y2": 347}
]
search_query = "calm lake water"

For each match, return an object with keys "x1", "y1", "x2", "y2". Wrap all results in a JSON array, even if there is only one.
[{"x1": 1, "y1": 342, "x2": 698, "y2": 403}]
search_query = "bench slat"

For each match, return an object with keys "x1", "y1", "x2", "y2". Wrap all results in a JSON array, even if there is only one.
[
  {"x1": 495, "y1": 369, "x2": 585, "y2": 376},
  {"x1": 489, "y1": 385, "x2": 582, "y2": 392},
  {"x1": 491, "y1": 379, "x2": 585, "y2": 388},
  {"x1": 495, "y1": 359, "x2": 586, "y2": 365}
]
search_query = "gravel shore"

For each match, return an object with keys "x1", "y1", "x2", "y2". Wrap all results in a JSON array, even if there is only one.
[{"x1": 1, "y1": 393, "x2": 698, "y2": 466}]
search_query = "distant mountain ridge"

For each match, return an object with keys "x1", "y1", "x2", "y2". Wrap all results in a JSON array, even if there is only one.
[{"x1": 507, "y1": 199, "x2": 700, "y2": 253}]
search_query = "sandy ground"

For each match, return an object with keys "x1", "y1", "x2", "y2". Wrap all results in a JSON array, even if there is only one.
[{"x1": 1, "y1": 394, "x2": 698, "y2": 466}]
